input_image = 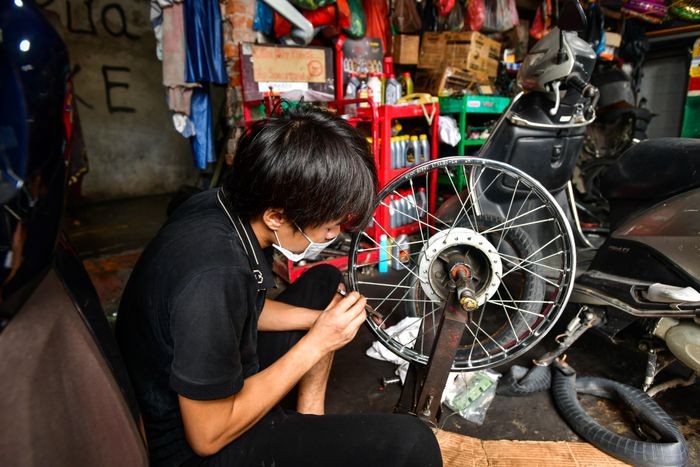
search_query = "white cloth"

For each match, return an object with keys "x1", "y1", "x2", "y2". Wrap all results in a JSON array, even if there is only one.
[
  {"x1": 366, "y1": 317, "x2": 422, "y2": 383},
  {"x1": 439, "y1": 116, "x2": 461, "y2": 147}
]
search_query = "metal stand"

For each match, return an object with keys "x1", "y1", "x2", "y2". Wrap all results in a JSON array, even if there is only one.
[{"x1": 395, "y1": 284, "x2": 469, "y2": 426}]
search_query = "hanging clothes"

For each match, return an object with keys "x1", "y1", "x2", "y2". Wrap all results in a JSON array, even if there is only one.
[
  {"x1": 190, "y1": 86, "x2": 216, "y2": 170},
  {"x1": 184, "y1": 0, "x2": 227, "y2": 85},
  {"x1": 183, "y1": 0, "x2": 226, "y2": 169}
]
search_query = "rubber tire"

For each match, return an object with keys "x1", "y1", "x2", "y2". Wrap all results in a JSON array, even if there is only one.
[
  {"x1": 458, "y1": 214, "x2": 546, "y2": 362},
  {"x1": 551, "y1": 363, "x2": 689, "y2": 467},
  {"x1": 497, "y1": 364, "x2": 552, "y2": 396}
]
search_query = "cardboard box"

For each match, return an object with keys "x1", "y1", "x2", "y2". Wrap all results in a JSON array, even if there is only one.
[
  {"x1": 393, "y1": 35, "x2": 420, "y2": 65},
  {"x1": 418, "y1": 31, "x2": 502, "y2": 79},
  {"x1": 415, "y1": 66, "x2": 492, "y2": 96},
  {"x1": 418, "y1": 32, "x2": 447, "y2": 69}
]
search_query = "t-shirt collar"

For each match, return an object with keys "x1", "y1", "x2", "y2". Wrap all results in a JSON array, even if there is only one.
[{"x1": 216, "y1": 188, "x2": 276, "y2": 290}]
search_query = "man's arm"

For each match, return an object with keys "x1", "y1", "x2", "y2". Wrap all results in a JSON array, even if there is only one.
[
  {"x1": 178, "y1": 292, "x2": 367, "y2": 457},
  {"x1": 257, "y1": 298, "x2": 320, "y2": 331}
]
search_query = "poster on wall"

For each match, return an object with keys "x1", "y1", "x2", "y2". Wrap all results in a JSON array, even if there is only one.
[{"x1": 240, "y1": 43, "x2": 334, "y2": 101}]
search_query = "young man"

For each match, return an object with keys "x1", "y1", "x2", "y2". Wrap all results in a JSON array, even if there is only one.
[{"x1": 116, "y1": 105, "x2": 443, "y2": 467}]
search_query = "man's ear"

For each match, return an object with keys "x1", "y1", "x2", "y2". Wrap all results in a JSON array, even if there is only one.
[{"x1": 261, "y1": 208, "x2": 287, "y2": 231}]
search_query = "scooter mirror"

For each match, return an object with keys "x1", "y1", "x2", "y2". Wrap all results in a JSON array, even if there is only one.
[{"x1": 558, "y1": 0, "x2": 587, "y2": 31}]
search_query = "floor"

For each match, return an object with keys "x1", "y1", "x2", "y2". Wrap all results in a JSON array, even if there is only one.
[{"x1": 66, "y1": 193, "x2": 699, "y2": 466}]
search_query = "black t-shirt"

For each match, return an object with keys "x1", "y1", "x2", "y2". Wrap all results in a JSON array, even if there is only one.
[{"x1": 115, "y1": 189, "x2": 276, "y2": 467}]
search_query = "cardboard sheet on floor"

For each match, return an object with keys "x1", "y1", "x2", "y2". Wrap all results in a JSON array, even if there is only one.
[{"x1": 434, "y1": 429, "x2": 629, "y2": 466}]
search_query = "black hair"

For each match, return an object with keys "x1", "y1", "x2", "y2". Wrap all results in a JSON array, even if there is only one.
[{"x1": 222, "y1": 104, "x2": 378, "y2": 231}]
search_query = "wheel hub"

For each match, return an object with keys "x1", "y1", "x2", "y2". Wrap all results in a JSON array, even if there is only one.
[{"x1": 417, "y1": 227, "x2": 503, "y2": 306}]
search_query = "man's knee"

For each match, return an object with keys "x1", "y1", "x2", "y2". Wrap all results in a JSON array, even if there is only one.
[
  {"x1": 391, "y1": 415, "x2": 443, "y2": 467},
  {"x1": 304, "y1": 264, "x2": 343, "y2": 290}
]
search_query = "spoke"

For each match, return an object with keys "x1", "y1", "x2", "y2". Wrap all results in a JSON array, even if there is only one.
[
  {"x1": 500, "y1": 234, "x2": 562, "y2": 280},
  {"x1": 498, "y1": 251, "x2": 564, "y2": 273},
  {"x1": 400, "y1": 314, "x2": 442, "y2": 351},
  {"x1": 365, "y1": 297, "x2": 436, "y2": 303},
  {"x1": 496, "y1": 178, "x2": 520, "y2": 252},
  {"x1": 500, "y1": 256, "x2": 560, "y2": 288},
  {"x1": 370, "y1": 219, "x2": 427, "y2": 284},
  {"x1": 486, "y1": 299, "x2": 546, "y2": 317},
  {"x1": 463, "y1": 320, "x2": 493, "y2": 362},
  {"x1": 467, "y1": 302, "x2": 490, "y2": 362},
  {"x1": 379, "y1": 200, "x2": 441, "y2": 233},
  {"x1": 483, "y1": 217, "x2": 556, "y2": 235},
  {"x1": 373, "y1": 270, "x2": 417, "y2": 327},
  {"x1": 442, "y1": 167, "x2": 477, "y2": 233},
  {"x1": 466, "y1": 170, "x2": 505, "y2": 230},
  {"x1": 499, "y1": 283, "x2": 535, "y2": 334},
  {"x1": 499, "y1": 280, "x2": 535, "y2": 334},
  {"x1": 356, "y1": 239, "x2": 429, "y2": 253},
  {"x1": 409, "y1": 179, "x2": 427, "y2": 248},
  {"x1": 480, "y1": 204, "x2": 548, "y2": 235},
  {"x1": 393, "y1": 189, "x2": 452, "y2": 230},
  {"x1": 494, "y1": 289, "x2": 520, "y2": 343},
  {"x1": 356, "y1": 281, "x2": 415, "y2": 289},
  {"x1": 488, "y1": 299, "x2": 555, "y2": 304}
]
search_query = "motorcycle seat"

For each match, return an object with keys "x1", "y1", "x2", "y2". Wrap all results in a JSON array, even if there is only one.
[{"x1": 599, "y1": 137, "x2": 700, "y2": 200}]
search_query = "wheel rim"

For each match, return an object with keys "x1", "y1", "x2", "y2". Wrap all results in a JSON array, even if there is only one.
[{"x1": 349, "y1": 157, "x2": 577, "y2": 371}]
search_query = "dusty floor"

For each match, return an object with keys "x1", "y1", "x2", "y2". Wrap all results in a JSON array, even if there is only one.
[{"x1": 66, "y1": 193, "x2": 699, "y2": 466}]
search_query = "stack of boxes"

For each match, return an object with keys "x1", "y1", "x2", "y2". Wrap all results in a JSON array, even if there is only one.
[{"x1": 415, "y1": 31, "x2": 502, "y2": 96}]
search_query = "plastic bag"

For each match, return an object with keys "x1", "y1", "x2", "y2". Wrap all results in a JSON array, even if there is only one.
[
  {"x1": 392, "y1": 0, "x2": 422, "y2": 33},
  {"x1": 468, "y1": 0, "x2": 485, "y2": 31},
  {"x1": 441, "y1": 369, "x2": 500, "y2": 425},
  {"x1": 364, "y1": 0, "x2": 390, "y2": 51},
  {"x1": 290, "y1": 0, "x2": 336, "y2": 10},
  {"x1": 343, "y1": 0, "x2": 366, "y2": 38},
  {"x1": 483, "y1": 0, "x2": 519, "y2": 32},
  {"x1": 445, "y1": 1, "x2": 465, "y2": 31}
]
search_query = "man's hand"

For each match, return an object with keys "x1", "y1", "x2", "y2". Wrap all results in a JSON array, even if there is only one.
[{"x1": 304, "y1": 291, "x2": 367, "y2": 355}]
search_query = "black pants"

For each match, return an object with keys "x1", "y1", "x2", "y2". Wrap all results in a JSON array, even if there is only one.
[{"x1": 184, "y1": 265, "x2": 443, "y2": 467}]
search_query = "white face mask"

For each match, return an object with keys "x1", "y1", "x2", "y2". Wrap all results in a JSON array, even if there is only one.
[{"x1": 273, "y1": 223, "x2": 337, "y2": 262}]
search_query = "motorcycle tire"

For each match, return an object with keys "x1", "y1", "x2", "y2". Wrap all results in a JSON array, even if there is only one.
[{"x1": 551, "y1": 361, "x2": 689, "y2": 467}]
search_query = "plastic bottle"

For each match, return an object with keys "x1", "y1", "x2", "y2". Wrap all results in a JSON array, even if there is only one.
[
  {"x1": 410, "y1": 136, "x2": 420, "y2": 166},
  {"x1": 416, "y1": 187, "x2": 427, "y2": 220},
  {"x1": 391, "y1": 234, "x2": 409, "y2": 270},
  {"x1": 405, "y1": 136, "x2": 417, "y2": 167},
  {"x1": 378, "y1": 234, "x2": 389, "y2": 273},
  {"x1": 357, "y1": 75, "x2": 369, "y2": 108},
  {"x1": 385, "y1": 73, "x2": 402, "y2": 106},
  {"x1": 402, "y1": 136, "x2": 411, "y2": 167},
  {"x1": 380, "y1": 72, "x2": 386, "y2": 104},
  {"x1": 367, "y1": 73, "x2": 382, "y2": 105},
  {"x1": 400, "y1": 72, "x2": 414, "y2": 96},
  {"x1": 391, "y1": 137, "x2": 399, "y2": 169},
  {"x1": 419, "y1": 134, "x2": 430, "y2": 163},
  {"x1": 344, "y1": 72, "x2": 360, "y2": 115}
]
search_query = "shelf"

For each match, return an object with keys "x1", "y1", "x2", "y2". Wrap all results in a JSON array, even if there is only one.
[{"x1": 439, "y1": 95, "x2": 510, "y2": 114}]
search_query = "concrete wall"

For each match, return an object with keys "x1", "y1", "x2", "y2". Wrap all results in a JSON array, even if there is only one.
[{"x1": 41, "y1": 0, "x2": 196, "y2": 200}]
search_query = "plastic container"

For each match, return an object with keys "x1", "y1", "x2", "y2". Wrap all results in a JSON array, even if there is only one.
[
  {"x1": 391, "y1": 234, "x2": 410, "y2": 270},
  {"x1": 400, "y1": 72, "x2": 414, "y2": 96},
  {"x1": 385, "y1": 74, "x2": 402, "y2": 105},
  {"x1": 367, "y1": 73, "x2": 382, "y2": 105},
  {"x1": 419, "y1": 134, "x2": 430, "y2": 163},
  {"x1": 416, "y1": 187, "x2": 427, "y2": 219},
  {"x1": 344, "y1": 72, "x2": 360, "y2": 115},
  {"x1": 358, "y1": 75, "x2": 369, "y2": 108},
  {"x1": 405, "y1": 136, "x2": 417, "y2": 166},
  {"x1": 378, "y1": 234, "x2": 390, "y2": 273}
]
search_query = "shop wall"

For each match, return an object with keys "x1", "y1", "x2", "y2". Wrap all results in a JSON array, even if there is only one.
[{"x1": 40, "y1": 0, "x2": 195, "y2": 200}]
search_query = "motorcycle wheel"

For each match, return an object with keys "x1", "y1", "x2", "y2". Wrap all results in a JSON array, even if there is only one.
[{"x1": 349, "y1": 157, "x2": 577, "y2": 371}]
